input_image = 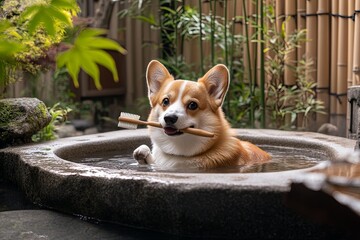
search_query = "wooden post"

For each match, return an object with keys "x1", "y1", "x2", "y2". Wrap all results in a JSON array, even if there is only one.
[
  {"x1": 354, "y1": 0, "x2": 360, "y2": 85},
  {"x1": 337, "y1": 0, "x2": 348, "y2": 136},
  {"x1": 316, "y1": 0, "x2": 330, "y2": 126},
  {"x1": 330, "y1": 0, "x2": 338, "y2": 127},
  {"x1": 305, "y1": 0, "x2": 318, "y2": 84},
  {"x1": 284, "y1": 0, "x2": 296, "y2": 86}
]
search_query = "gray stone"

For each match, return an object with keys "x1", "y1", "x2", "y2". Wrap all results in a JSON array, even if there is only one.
[
  {"x1": 84, "y1": 127, "x2": 98, "y2": 135},
  {"x1": 317, "y1": 123, "x2": 339, "y2": 136},
  {"x1": 0, "y1": 98, "x2": 51, "y2": 147},
  {"x1": 0, "y1": 210, "x2": 130, "y2": 239},
  {"x1": 348, "y1": 86, "x2": 360, "y2": 142},
  {"x1": 0, "y1": 129, "x2": 356, "y2": 239},
  {"x1": 56, "y1": 124, "x2": 83, "y2": 138}
]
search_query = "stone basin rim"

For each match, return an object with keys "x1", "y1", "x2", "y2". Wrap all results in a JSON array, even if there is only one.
[{"x1": 2, "y1": 128, "x2": 356, "y2": 190}]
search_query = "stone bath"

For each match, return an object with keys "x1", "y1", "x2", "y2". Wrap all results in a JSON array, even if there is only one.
[{"x1": 0, "y1": 129, "x2": 356, "y2": 239}]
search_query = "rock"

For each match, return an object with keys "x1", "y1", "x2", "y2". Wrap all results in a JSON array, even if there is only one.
[
  {"x1": 84, "y1": 127, "x2": 98, "y2": 135},
  {"x1": 317, "y1": 123, "x2": 339, "y2": 136},
  {"x1": 0, "y1": 98, "x2": 51, "y2": 147},
  {"x1": 71, "y1": 119, "x2": 94, "y2": 131},
  {"x1": 56, "y1": 124, "x2": 83, "y2": 138}
]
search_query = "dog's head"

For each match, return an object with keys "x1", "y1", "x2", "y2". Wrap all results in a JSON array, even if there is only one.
[{"x1": 146, "y1": 60, "x2": 230, "y2": 156}]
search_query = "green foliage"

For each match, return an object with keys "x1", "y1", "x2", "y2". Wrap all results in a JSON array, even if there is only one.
[
  {"x1": 20, "y1": 0, "x2": 78, "y2": 36},
  {"x1": 262, "y1": 7, "x2": 324, "y2": 130},
  {"x1": 32, "y1": 102, "x2": 71, "y2": 142},
  {"x1": 56, "y1": 28, "x2": 127, "y2": 89},
  {"x1": 119, "y1": 0, "x2": 323, "y2": 131},
  {"x1": 0, "y1": 0, "x2": 126, "y2": 91}
]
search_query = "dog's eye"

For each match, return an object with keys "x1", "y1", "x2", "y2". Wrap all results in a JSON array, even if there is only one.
[
  {"x1": 162, "y1": 98, "x2": 170, "y2": 107},
  {"x1": 188, "y1": 101, "x2": 198, "y2": 110}
]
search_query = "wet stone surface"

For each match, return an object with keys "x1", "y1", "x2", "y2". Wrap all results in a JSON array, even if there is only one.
[{"x1": 0, "y1": 129, "x2": 357, "y2": 239}]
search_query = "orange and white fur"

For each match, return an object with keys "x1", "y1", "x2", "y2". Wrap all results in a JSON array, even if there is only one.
[{"x1": 133, "y1": 60, "x2": 271, "y2": 169}]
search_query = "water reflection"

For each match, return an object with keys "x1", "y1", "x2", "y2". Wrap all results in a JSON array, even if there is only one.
[{"x1": 70, "y1": 145, "x2": 327, "y2": 173}]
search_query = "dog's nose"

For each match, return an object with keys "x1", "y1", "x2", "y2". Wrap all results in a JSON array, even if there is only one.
[{"x1": 164, "y1": 114, "x2": 178, "y2": 125}]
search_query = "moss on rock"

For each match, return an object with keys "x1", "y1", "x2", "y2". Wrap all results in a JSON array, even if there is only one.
[{"x1": 0, "y1": 98, "x2": 51, "y2": 147}]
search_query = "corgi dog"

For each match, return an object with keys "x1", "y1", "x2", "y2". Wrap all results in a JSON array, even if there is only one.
[{"x1": 133, "y1": 60, "x2": 271, "y2": 169}]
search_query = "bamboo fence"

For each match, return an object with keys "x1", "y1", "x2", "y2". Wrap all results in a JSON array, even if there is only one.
[
  {"x1": 209, "y1": 0, "x2": 359, "y2": 136},
  {"x1": 194, "y1": 0, "x2": 359, "y2": 136},
  {"x1": 5, "y1": 0, "x2": 360, "y2": 136}
]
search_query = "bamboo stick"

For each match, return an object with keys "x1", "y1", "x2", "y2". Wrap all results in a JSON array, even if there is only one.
[
  {"x1": 305, "y1": 0, "x2": 318, "y2": 84},
  {"x1": 284, "y1": 0, "x2": 296, "y2": 86},
  {"x1": 330, "y1": 0, "x2": 338, "y2": 126},
  {"x1": 354, "y1": 0, "x2": 360, "y2": 85},
  {"x1": 118, "y1": 115, "x2": 215, "y2": 138},
  {"x1": 337, "y1": 0, "x2": 348, "y2": 136},
  {"x1": 316, "y1": 0, "x2": 330, "y2": 126},
  {"x1": 296, "y1": 0, "x2": 306, "y2": 61}
]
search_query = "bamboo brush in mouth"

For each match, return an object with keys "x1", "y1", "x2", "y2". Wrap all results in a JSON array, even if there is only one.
[{"x1": 118, "y1": 112, "x2": 214, "y2": 138}]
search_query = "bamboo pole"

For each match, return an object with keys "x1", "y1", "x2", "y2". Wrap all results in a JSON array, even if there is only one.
[
  {"x1": 224, "y1": 0, "x2": 228, "y2": 66},
  {"x1": 242, "y1": 0, "x2": 251, "y2": 84},
  {"x1": 260, "y1": 0, "x2": 266, "y2": 128},
  {"x1": 297, "y1": 0, "x2": 306, "y2": 61},
  {"x1": 330, "y1": 0, "x2": 338, "y2": 126},
  {"x1": 337, "y1": 0, "x2": 348, "y2": 136},
  {"x1": 248, "y1": 0, "x2": 256, "y2": 83},
  {"x1": 348, "y1": 0, "x2": 355, "y2": 87},
  {"x1": 198, "y1": 0, "x2": 204, "y2": 75},
  {"x1": 249, "y1": 0, "x2": 257, "y2": 127},
  {"x1": 316, "y1": 0, "x2": 330, "y2": 126},
  {"x1": 305, "y1": 0, "x2": 318, "y2": 84},
  {"x1": 354, "y1": 0, "x2": 360, "y2": 85},
  {"x1": 347, "y1": 0, "x2": 355, "y2": 136},
  {"x1": 265, "y1": 0, "x2": 275, "y2": 84},
  {"x1": 276, "y1": 0, "x2": 285, "y2": 33},
  {"x1": 284, "y1": 0, "x2": 296, "y2": 86}
]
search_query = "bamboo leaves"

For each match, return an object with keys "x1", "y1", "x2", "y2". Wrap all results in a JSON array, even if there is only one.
[{"x1": 56, "y1": 28, "x2": 127, "y2": 90}]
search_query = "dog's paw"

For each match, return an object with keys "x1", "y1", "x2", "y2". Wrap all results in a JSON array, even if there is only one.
[{"x1": 133, "y1": 145, "x2": 151, "y2": 165}]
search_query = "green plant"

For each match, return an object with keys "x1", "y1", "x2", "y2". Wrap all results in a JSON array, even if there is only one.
[
  {"x1": 118, "y1": 0, "x2": 323, "y2": 131},
  {"x1": 32, "y1": 102, "x2": 71, "y2": 142},
  {"x1": 262, "y1": 5, "x2": 324, "y2": 129},
  {"x1": 0, "y1": 0, "x2": 126, "y2": 92}
]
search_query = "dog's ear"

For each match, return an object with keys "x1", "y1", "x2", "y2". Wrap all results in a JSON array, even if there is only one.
[
  {"x1": 199, "y1": 64, "x2": 230, "y2": 107},
  {"x1": 146, "y1": 60, "x2": 173, "y2": 105}
]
